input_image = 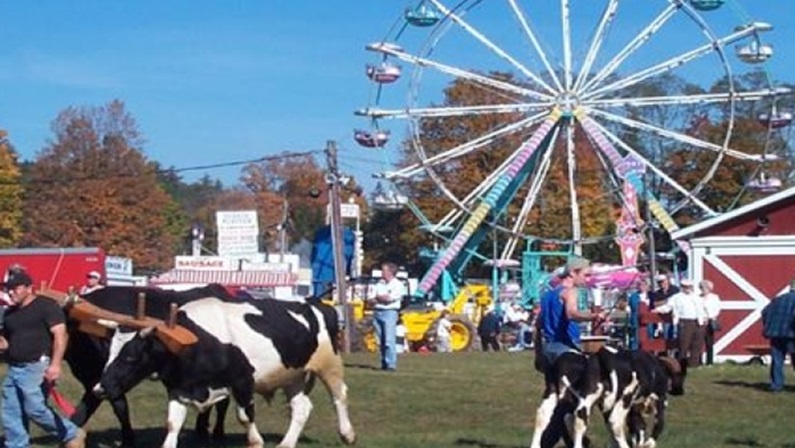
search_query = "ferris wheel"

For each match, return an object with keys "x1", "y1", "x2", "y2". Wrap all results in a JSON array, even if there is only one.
[{"x1": 355, "y1": 0, "x2": 792, "y2": 297}]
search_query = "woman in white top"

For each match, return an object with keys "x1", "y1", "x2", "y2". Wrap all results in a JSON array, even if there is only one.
[{"x1": 700, "y1": 280, "x2": 721, "y2": 365}]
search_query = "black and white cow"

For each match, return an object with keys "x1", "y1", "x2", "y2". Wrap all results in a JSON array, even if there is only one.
[
  {"x1": 65, "y1": 285, "x2": 233, "y2": 447},
  {"x1": 95, "y1": 296, "x2": 356, "y2": 448},
  {"x1": 530, "y1": 347, "x2": 686, "y2": 448}
]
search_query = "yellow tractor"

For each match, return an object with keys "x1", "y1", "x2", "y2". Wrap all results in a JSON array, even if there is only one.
[{"x1": 348, "y1": 279, "x2": 492, "y2": 353}]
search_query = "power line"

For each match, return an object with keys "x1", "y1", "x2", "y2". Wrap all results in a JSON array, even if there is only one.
[{"x1": 1, "y1": 150, "x2": 322, "y2": 186}]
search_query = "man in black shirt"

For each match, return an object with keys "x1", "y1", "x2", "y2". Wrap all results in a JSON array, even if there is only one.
[{"x1": 1, "y1": 272, "x2": 86, "y2": 448}]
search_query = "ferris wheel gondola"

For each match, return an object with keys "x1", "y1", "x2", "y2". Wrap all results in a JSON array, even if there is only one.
[{"x1": 357, "y1": 0, "x2": 792, "y2": 296}]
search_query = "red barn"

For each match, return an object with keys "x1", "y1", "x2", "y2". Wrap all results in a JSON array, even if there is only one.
[{"x1": 671, "y1": 187, "x2": 795, "y2": 362}]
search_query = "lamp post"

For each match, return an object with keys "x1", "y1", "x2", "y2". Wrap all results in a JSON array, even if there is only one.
[{"x1": 190, "y1": 223, "x2": 205, "y2": 257}]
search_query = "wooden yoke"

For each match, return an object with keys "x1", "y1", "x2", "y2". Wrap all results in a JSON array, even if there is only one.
[{"x1": 39, "y1": 287, "x2": 198, "y2": 355}]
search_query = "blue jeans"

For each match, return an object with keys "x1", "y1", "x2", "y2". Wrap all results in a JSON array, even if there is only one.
[
  {"x1": 770, "y1": 338, "x2": 795, "y2": 391},
  {"x1": 541, "y1": 341, "x2": 581, "y2": 367},
  {"x1": 2, "y1": 357, "x2": 80, "y2": 448},
  {"x1": 374, "y1": 309, "x2": 398, "y2": 370}
]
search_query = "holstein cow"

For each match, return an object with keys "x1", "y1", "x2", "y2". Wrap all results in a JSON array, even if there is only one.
[
  {"x1": 531, "y1": 347, "x2": 686, "y2": 448},
  {"x1": 65, "y1": 285, "x2": 233, "y2": 447},
  {"x1": 95, "y1": 296, "x2": 356, "y2": 448},
  {"x1": 568, "y1": 347, "x2": 686, "y2": 448}
]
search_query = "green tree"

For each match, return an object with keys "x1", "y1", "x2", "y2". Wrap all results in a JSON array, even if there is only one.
[
  {"x1": 22, "y1": 100, "x2": 178, "y2": 273},
  {"x1": 0, "y1": 130, "x2": 23, "y2": 247}
]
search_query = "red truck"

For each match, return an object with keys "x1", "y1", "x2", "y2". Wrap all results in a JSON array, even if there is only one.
[{"x1": 0, "y1": 247, "x2": 106, "y2": 292}]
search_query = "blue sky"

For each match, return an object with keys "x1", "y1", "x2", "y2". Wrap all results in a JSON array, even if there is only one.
[{"x1": 1, "y1": 1, "x2": 793, "y2": 193}]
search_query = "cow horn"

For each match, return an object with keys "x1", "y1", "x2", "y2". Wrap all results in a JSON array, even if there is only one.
[
  {"x1": 95, "y1": 319, "x2": 120, "y2": 330},
  {"x1": 139, "y1": 326, "x2": 157, "y2": 338},
  {"x1": 659, "y1": 356, "x2": 681, "y2": 374}
]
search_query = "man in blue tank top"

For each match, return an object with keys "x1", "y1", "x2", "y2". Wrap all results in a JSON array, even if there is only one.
[{"x1": 537, "y1": 257, "x2": 606, "y2": 367}]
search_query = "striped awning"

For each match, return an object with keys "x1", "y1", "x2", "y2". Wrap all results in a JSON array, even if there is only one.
[{"x1": 150, "y1": 270, "x2": 297, "y2": 287}]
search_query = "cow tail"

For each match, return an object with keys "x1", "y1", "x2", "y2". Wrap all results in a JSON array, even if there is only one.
[{"x1": 317, "y1": 305, "x2": 342, "y2": 354}]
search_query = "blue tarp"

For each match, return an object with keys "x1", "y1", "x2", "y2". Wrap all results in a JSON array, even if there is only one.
[{"x1": 311, "y1": 225, "x2": 355, "y2": 297}]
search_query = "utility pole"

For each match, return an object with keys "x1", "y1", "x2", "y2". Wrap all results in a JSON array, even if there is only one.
[
  {"x1": 325, "y1": 140, "x2": 351, "y2": 353},
  {"x1": 278, "y1": 200, "x2": 289, "y2": 263}
]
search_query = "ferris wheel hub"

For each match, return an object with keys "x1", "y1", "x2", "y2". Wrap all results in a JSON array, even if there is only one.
[{"x1": 555, "y1": 92, "x2": 581, "y2": 115}]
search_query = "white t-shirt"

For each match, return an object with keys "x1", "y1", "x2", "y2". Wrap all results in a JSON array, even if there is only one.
[
  {"x1": 703, "y1": 293, "x2": 721, "y2": 320},
  {"x1": 437, "y1": 317, "x2": 452, "y2": 339},
  {"x1": 373, "y1": 277, "x2": 405, "y2": 310},
  {"x1": 656, "y1": 291, "x2": 708, "y2": 325}
]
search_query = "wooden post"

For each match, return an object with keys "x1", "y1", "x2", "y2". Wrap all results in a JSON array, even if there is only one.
[
  {"x1": 136, "y1": 293, "x2": 146, "y2": 321},
  {"x1": 168, "y1": 303, "x2": 178, "y2": 329}
]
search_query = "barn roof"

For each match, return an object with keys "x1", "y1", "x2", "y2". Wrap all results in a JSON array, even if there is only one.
[{"x1": 671, "y1": 185, "x2": 795, "y2": 240}]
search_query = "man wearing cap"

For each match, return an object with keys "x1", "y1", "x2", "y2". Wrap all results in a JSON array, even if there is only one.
[
  {"x1": 0, "y1": 272, "x2": 86, "y2": 448},
  {"x1": 536, "y1": 257, "x2": 606, "y2": 368},
  {"x1": 761, "y1": 279, "x2": 795, "y2": 392},
  {"x1": 79, "y1": 271, "x2": 104, "y2": 296},
  {"x1": 653, "y1": 278, "x2": 707, "y2": 367}
]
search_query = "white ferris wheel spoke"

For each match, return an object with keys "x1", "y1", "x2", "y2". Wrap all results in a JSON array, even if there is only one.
[
  {"x1": 436, "y1": 142, "x2": 529, "y2": 229},
  {"x1": 506, "y1": 0, "x2": 564, "y2": 92},
  {"x1": 427, "y1": 0, "x2": 558, "y2": 95},
  {"x1": 565, "y1": 124, "x2": 581, "y2": 254},
  {"x1": 435, "y1": 132, "x2": 543, "y2": 233},
  {"x1": 561, "y1": 0, "x2": 573, "y2": 91},
  {"x1": 502, "y1": 125, "x2": 561, "y2": 260},
  {"x1": 367, "y1": 42, "x2": 553, "y2": 101},
  {"x1": 572, "y1": 0, "x2": 619, "y2": 93},
  {"x1": 579, "y1": 3, "x2": 680, "y2": 95},
  {"x1": 383, "y1": 111, "x2": 548, "y2": 180},
  {"x1": 576, "y1": 109, "x2": 681, "y2": 234},
  {"x1": 589, "y1": 108, "x2": 770, "y2": 162},
  {"x1": 416, "y1": 110, "x2": 563, "y2": 296},
  {"x1": 355, "y1": 102, "x2": 554, "y2": 119},
  {"x1": 584, "y1": 87, "x2": 792, "y2": 109},
  {"x1": 584, "y1": 23, "x2": 768, "y2": 100},
  {"x1": 587, "y1": 118, "x2": 717, "y2": 216}
]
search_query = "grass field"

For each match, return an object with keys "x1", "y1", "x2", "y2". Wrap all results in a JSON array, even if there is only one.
[{"x1": 2, "y1": 351, "x2": 794, "y2": 447}]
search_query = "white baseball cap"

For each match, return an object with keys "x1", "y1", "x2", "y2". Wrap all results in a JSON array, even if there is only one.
[{"x1": 87, "y1": 271, "x2": 102, "y2": 279}]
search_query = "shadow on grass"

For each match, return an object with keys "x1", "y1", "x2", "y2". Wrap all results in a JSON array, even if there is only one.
[
  {"x1": 344, "y1": 362, "x2": 382, "y2": 371},
  {"x1": 454, "y1": 438, "x2": 525, "y2": 448},
  {"x1": 723, "y1": 436, "x2": 766, "y2": 446},
  {"x1": 714, "y1": 380, "x2": 795, "y2": 393},
  {"x1": 24, "y1": 428, "x2": 321, "y2": 448}
]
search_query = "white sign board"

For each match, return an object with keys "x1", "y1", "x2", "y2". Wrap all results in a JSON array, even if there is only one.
[
  {"x1": 175, "y1": 256, "x2": 235, "y2": 271},
  {"x1": 105, "y1": 256, "x2": 133, "y2": 276},
  {"x1": 216, "y1": 210, "x2": 260, "y2": 257},
  {"x1": 326, "y1": 203, "x2": 361, "y2": 220}
]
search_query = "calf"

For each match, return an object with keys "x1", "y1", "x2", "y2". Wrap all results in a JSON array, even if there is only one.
[
  {"x1": 66, "y1": 285, "x2": 233, "y2": 446},
  {"x1": 95, "y1": 297, "x2": 356, "y2": 448},
  {"x1": 531, "y1": 347, "x2": 686, "y2": 448},
  {"x1": 572, "y1": 348, "x2": 686, "y2": 448}
]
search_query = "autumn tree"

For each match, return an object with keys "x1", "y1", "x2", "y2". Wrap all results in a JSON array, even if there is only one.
[
  {"x1": 0, "y1": 130, "x2": 23, "y2": 247},
  {"x1": 22, "y1": 100, "x2": 178, "y2": 273},
  {"x1": 240, "y1": 154, "x2": 330, "y2": 252}
]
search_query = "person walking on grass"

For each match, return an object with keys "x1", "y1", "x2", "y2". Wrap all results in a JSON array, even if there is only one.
[
  {"x1": 761, "y1": 279, "x2": 795, "y2": 393},
  {"x1": 478, "y1": 307, "x2": 502, "y2": 352},
  {"x1": 436, "y1": 310, "x2": 453, "y2": 353},
  {"x1": 0, "y1": 271, "x2": 86, "y2": 448}
]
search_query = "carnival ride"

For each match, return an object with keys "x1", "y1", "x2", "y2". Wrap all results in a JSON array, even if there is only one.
[{"x1": 355, "y1": 1, "x2": 792, "y2": 321}]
